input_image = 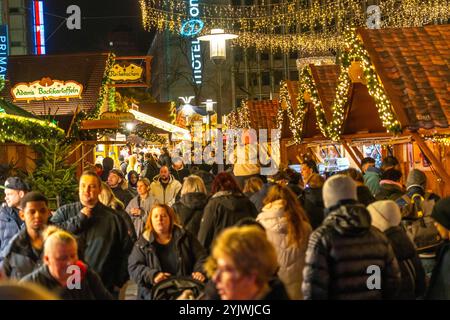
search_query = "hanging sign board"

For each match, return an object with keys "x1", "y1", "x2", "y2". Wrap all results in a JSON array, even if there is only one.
[
  {"x1": 11, "y1": 77, "x2": 83, "y2": 102},
  {"x1": 100, "y1": 111, "x2": 135, "y2": 122},
  {"x1": 110, "y1": 63, "x2": 144, "y2": 81}
]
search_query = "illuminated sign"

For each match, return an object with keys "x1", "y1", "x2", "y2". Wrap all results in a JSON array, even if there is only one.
[
  {"x1": 0, "y1": 25, "x2": 8, "y2": 80},
  {"x1": 180, "y1": 0, "x2": 203, "y2": 85},
  {"x1": 100, "y1": 111, "x2": 135, "y2": 122},
  {"x1": 32, "y1": 1, "x2": 46, "y2": 55},
  {"x1": 11, "y1": 78, "x2": 83, "y2": 102},
  {"x1": 110, "y1": 63, "x2": 144, "y2": 81}
]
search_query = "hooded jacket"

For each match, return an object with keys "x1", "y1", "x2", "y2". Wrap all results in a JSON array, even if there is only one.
[
  {"x1": 384, "y1": 226, "x2": 426, "y2": 299},
  {"x1": 128, "y1": 225, "x2": 207, "y2": 300},
  {"x1": 302, "y1": 201, "x2": 401, "y2": 300},
  {"x1": 150, "y1": 174, "x2": 182, "y2": 207},
  {"x1": 300, "y1": 187, "x2": 325, "y2": 230},
  {"x1": 1, "y1": 228, "x2": 42, "y2": 279},
  {"x1": 0, "y1": 205, "x2": 23, "y2": 261},
  {"x1": 198, "y1": 191, "x2": 258, "y2": 252},
  {"x1": 364, "y1": 167, "x2": 381, "y2": 196},
  {"x1": 21, "y1": 264, "x2": 112, "y2": 300},
  {"x1": 257, "y1": 200, "x2": 312, "y2": 300},
  {"x1": 50, "y1": 201, "x2": 132, "y2": 291},
  {"x1": 375, "y1": 182, "x2": 404, "y2": 201},
  {"x1": 172, "y1": 192, "x2": 208, "y2": 236}
]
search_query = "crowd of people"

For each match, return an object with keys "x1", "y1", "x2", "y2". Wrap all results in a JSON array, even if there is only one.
[{"x1": 0, "y1": 147, "x2": 449, "y2": 300}]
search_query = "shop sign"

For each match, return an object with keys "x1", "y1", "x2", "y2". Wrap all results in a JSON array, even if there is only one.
[
  {"x1": 100, "y1": 111, "x2": 135, "y2": 122},
  {"x1": 11, "y1": 77, "x2": 83, "y2": 102},
  {"x1": 110, "y1": 63, "x2": 143, "y2": 81},
  {"x1": 0, "y1": 25, "x2": 9, "y2": 80}
]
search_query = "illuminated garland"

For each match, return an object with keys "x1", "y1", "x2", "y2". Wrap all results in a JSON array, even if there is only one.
[
  {"x1": 88, "y1": 53, "x2": 116, "y2": 119},
  {"x1": 0, "y1": 113, "x2": 65, "y2": 145},
  {"x1": 424, "y1": 134, "x2": 450, "y2": 146},
  {"x1": 140, "y1": 0, "x2": 449, "y2": 53},
  {"x1": 278, "y1": 82, "x2": 304, "y2": 144},
  {"x1": 343, "y1": 28, "x2": 401, "y2": 134},
  {"x1": 239, "y1": 100, "x2": 251, "y2": 129}
]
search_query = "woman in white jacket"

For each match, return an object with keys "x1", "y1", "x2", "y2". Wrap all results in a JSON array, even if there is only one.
[{"x1": 256, "y1": 184, "x2": 312, "y2": 300}]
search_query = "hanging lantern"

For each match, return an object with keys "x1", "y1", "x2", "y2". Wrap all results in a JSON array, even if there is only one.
[
  {"x1": 348, "y1": 61, "x2": 367, "y2": 84},
  {"x1": 303, "y1": 91, "x2": 311, "y2": 102}
]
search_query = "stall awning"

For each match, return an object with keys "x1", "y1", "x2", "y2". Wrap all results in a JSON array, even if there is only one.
[{"x1": 129, "y1": 109, "x2": 189, "y2": 137}]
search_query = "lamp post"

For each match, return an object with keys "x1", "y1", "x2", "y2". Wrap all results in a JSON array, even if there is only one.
[
  {"x1": 198, "y1": 29, "x2": 237, "y2": 173},
  {"x1": 201, "y1": 99, "x2": 216, "y2": 141},
  {"x1": 198, "y1": 29, "x2": 238, "y2": 127}
]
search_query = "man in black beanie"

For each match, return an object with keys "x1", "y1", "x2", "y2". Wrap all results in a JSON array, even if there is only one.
[{"x1": 425, "y1": 197, "x2": 450, "y2": 299}]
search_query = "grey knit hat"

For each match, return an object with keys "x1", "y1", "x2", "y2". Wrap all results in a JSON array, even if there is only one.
[
  {"x1": 406, "y1": 169, "x2": 426, "y2": 189},
  {"x1": 322, "y1": 174, "x2": 357, "y2": 208}
]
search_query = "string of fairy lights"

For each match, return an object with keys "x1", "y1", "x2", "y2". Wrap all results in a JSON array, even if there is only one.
[
  {"x1": 275, "y1": 27, "x2": 403, "y2": 144},
  {"x1": 140, "y1": 0, "x2": 449, "y2": 53}
]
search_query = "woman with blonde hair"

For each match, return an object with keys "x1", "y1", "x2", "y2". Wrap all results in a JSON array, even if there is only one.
[
  {"x1": 128, "y1": 204, "x2": 207, "y2": 300},
  {"x1": 172, "y1": 175, "x2": 208, "y2": 235},
  {"x1": 256, "y1": 184, "x2": 312, "y2": 299},
  {"x1": 99, "y1": 182, "x2": 137, "y2": 243},
  {"x1": 204, "y1": 225, "x2": 289, "y2": 300},
  {"x1": 243, "y1": 176, "x2": 264, "y2": 199},
  {"x1": 21, "y1": 226, "x2": 112, "y2": 300}
]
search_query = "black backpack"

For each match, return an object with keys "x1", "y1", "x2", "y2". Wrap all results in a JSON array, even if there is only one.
[
  {"x1": 151, "y1": 276, "x2": 205, "y2": 300},
  {"x1": 400, "y1": 193, "x2": 441, "y2": 253}
]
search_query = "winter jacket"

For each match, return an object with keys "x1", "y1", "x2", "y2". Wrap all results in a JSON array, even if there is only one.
[
  {"x1": 142, "y1": 160, "x2": 159, "y2": 181},
  {"x1": 171, "y1": 166, "x2": 190, "y2": 184},
  {"x1": 111, "y1": 186, "x2": 134, "y2": 207},
  {"x1": 425, "y1": 241, "x2": 450, "y2": 300},
  {"x1": 189, "y1": 169, "x2": 215, "y2": 195},
  {"x1": 150, "y1": 174, "x2": 182, "y2": 207},
  {"x1": 384, "y1": 226, "x2": 426, "y2": 299},
  {"x1": 114, "y1": 208, "x2": 137, "y2": 245},
  {"x1": 0, "y1": 205, "x2": 23, "y2": 261},
  {"x1": 159, "y1": 153, "x2": 172, "y2": 168},
  {"x1": 126, "y1": 194, "x2": 155, "y2": 237},
  {"x1": 257, "y1": 200, "x2": 312, "y2": 300},
  {"x1": 375, "y1": 182, "x2": 404, "y2": 201},
  {"x1": 364, "y1": 167, "x2": 381, "y2": 196},
  {"x1": 198, "y1": 191, "x2": 258, "y2": 252},
  {"x1": 50, "y1": 201, "x2": 132, "y2": 291},
  {"x1": 172, "y1": 192, "x2": 208, "y2": 236},
  {"x1": 1, "y1": 229, "x2": 42, "y2": 279},
  {"x1": 21, "y1": 265, "x2": 113, "y2": 300},
  {"x1": 128, "y1": 225, "x2": 207, "y2": 300},
  {"x1": 357, "y1": 185, "x2": 376, "y2": 206},
  {"x1": 300, "y1": 187, "x2": 325, "y2": 230},
  {"x1": 395, "y1": 186, "x2": 440, "y2": 211},
  {"x1": 302, "y1": 200, "x2": 401, "y2": 300}
]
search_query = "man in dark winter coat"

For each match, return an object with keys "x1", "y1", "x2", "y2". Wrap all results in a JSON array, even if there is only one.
[
  {"x1": 1, "y1": 192, "x2": 51, "y2": 279},
  {"x1": 302, "y1": 175, "x2": 401, "y2": 300},
  {"x1": 142, "y1": 153, "x2": 159, "y2": 182},
  {"x1": 172, "y1": 192, "x2": 208, "y2": 236},
  {"x1": 50, "y1": 171, "x2": 132, "y2": 296},
  {"x1": 0, "y1": 177, "x2": 31, "y2": 261},
  {"x1": 107, "y1": 169, "x2": 134, "y2": 207},
  {"x1": 367, "y1": 200, "x2": 426, "y2": 299}
]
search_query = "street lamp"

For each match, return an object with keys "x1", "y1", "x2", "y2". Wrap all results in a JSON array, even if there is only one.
[
  {"x1": 201, "y1": 99, "x2": 217, "y2": 141},
  {"x1": 198, "y1": 29, "x2": 238, "y2": 125}
]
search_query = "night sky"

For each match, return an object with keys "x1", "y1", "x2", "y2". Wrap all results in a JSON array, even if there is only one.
[{"x1": 42, "y1": 0, "x2": 153, "y2": 54}]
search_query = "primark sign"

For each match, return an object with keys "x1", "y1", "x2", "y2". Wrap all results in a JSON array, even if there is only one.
[
  {"x1": 180, "y1": 0, "x2": 203, "y2": 85},
  {"x1": 0, "y1": 25, "x2": 8, "y2": 80}
]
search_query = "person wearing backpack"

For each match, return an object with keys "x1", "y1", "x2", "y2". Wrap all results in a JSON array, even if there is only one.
[
  {"x1": 367, "y1": 200, "x2": 426, "y2": 299},
  {"x1": 396, "y1": 169, "x2": 441, "y2": 254},
  {"x1": 425, "y1": 197, "x2": 450, "y2": 300}
]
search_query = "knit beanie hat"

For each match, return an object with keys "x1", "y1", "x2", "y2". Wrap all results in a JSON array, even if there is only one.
[
  {"x1": 322, "y1": 174, "x2": 357, "y2": 208},
  {"x1": 367, "y1": 200, "x2": 401, "y2": 232},
  {"x1": 406, "y1": 169, "x2": 426, "y2": 190},
  {"x1": 431, "y1": 197, "x2": 450, "y2": 230}
]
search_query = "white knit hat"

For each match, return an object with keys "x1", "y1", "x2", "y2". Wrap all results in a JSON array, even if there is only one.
[
  {"x1": 322, "y1": 174, "x2": 357, "y2": 208},
  {"x1": 367, "y1": 200, "x2": 401, "y2": 232}
]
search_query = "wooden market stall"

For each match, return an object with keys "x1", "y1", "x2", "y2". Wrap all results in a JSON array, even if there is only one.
[{"x1": 277, "y1": 24, "x2": 450, "y2": 196}]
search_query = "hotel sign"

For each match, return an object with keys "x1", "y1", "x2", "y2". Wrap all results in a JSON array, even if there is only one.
[
  {"x1": 110, "y1": 63, "x2": 144, "y2": 81},
  {"x1": 11, "y1": 78, "x2": 83, "y2": 102}
]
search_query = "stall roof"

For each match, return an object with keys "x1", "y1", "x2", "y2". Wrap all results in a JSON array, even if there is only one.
[
  {"x1": 309, "y1": 64, "x2": 340, "y2": 121},
  {"x1": 0, "y1": 98, "x2": 38, "y2": 118},
  {"x1": 1, "y1": 53, "x2": 110, "y2": 116},
  {"x1": 247, "y1": 99, "x2": 279, "y2": 132},
  {"x1": 357, "y1": 25, "x2": 450, "y2": 130}
]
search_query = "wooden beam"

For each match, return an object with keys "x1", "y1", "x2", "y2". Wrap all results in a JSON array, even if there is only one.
[
  {"x1": 410, "y1": 132, "x2": 450, "y2": 185},
  {"x1": 342, "y1": 140, "x2": 362, "y2": 170},
  {"x1": 352, "y1": 145, "x2": 364, "y2": 160}
]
